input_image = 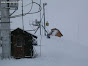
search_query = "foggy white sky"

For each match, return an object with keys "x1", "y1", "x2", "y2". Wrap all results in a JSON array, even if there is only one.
[{"x1": 10, "y1": 0, "x2": 88, "y2": 45}]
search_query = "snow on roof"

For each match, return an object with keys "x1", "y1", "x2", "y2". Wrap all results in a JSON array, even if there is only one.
[{"x1": 11, "y1": 28, "x2": 37, "y2": 39}]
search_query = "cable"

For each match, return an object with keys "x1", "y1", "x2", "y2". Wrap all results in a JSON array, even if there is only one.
[
  {"x1": 40, "y1": 13, "x2": 44, "y2": 22},
  {"x1": 10, "y1": 1, "x2": 42, "y2": 18},
  {"x1": 10, "y1": 9, "x2": 17, "y2": 16},
  {"x1": 10, "y1": 0, "x2": 33, "y2": 16},
  {"x1": 23, "y1": 0, "x2": 33, "y2": 7},
  {"x1": 10, "y1": 0, "x2": 33, "y2": 17},
  {"x1": 28, "y1": 0, "x2": 33, "y2": 13}
]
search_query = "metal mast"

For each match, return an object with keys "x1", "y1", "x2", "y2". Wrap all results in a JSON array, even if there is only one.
[
  {"x1": 43, "y1": 3, "x2": 47, "y2": 36},
  {"x1": 22, "y1": 0, "x2": 24, "y2": 31},
  {"x1": 40, "y1": 0, "x2": 41, "y2": 35},
  {"x1": 0, "y1": 0, "x2": 1, "y2": 44},
  {"x1": 1, "y1": 0, "x2": 11, "y2": 58}
]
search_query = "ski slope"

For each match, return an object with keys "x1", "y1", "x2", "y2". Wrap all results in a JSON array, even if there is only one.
[{"x1": 0, "y1": 36, "x2": 88, "y2": 66}]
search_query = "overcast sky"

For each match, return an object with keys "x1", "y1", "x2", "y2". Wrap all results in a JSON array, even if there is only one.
[{"x1": 10, "y1": 0, "x2": 88, "y2": 45}]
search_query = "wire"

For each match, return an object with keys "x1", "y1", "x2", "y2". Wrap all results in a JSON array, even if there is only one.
[
  {"x1": 23, "y1": 0, "x2": 33, "y2": 7},
  {"x1": 10, "y1": 9, "x2": 17, "y2": 16},
  {"x1": 23, "y1": 3, "x2": 32, "y2": 7},
  {"x1": 40, "y1": 13, "x2": 44, "y2": 22},
  {"x1": 10, "y1": 0, "x2": 33, "y2": 17},
  {"x1": 10, "y1": 0, "x2": 33, "y2": 16},
  {"x1": 26, "y1": 0, "x2": 33, "y2": 13},
  {"x1": 10, "y1": 1, "x2": 42, "y2": 18}
]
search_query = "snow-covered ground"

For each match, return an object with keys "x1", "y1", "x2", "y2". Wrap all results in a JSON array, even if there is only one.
[{"x1": 0, "y1": 36, "x2": 88, "y2": 66}]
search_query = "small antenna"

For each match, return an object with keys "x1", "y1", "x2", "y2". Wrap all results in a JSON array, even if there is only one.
[{"x1": 22, "y1": 0, "x2": 24, "y2": 31}]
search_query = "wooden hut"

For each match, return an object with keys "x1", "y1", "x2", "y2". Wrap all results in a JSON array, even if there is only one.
[
  {"x1": 11, "y1": 28, "x2": 37, "y2": 58},
  {"x1": 49, "y1": 28, "x2": 63, "y2": 37}
]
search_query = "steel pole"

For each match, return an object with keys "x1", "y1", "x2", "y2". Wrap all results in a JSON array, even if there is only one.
[
  {"x1": 43, "y1": 3, "x2": 46, "y2": 36},
  {"x1": 1, "y1": 0, "x2": 11, "y2": 59},
  {"x1": 40, "y1": 0, "x2": 41, "y2": 35},
  {"x1": 22, "y1": 0, "x2": 24, "y2": 31},
  {"x1": 0, "y1": 0, "x2": 1, "y2": 44}
]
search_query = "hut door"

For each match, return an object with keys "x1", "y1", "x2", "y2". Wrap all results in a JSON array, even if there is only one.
[{"x1": 14, "y1": 36, "x2": 24, "y2": 58}]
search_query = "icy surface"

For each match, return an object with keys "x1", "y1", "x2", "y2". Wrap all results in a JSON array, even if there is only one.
[{"x1": 0, "y1": 36, "x2": 88, "y2": 66}]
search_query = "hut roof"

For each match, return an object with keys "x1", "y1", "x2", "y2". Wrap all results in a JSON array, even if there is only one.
[
  {"x1": 51, "y1": 28, "x2": 63, "y2": 36},
  {"x1": 11, "y1": 28, "x2": 37, "y2": 39},
  {"x1": 51, "y1": 28, "x2": 60, "y2": 31}
]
